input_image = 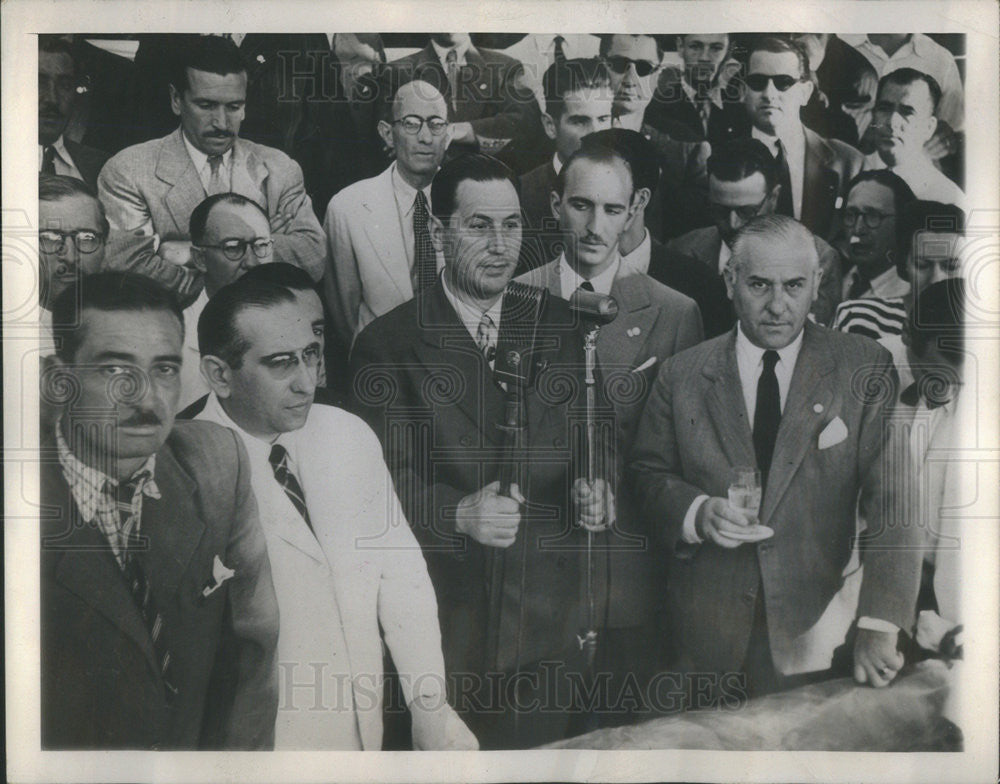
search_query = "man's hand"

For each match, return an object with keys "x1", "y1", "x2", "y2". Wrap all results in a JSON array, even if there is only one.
[
  {"x1": 853, "y1": 627, "x2": 904, "y2": 687},
  {"x1": 924, "y1": 122, "x2": 960, "y2": 161},
  {"x1": 158, "y1": 239, "x2": 193, "y2": 267},
  {"x1": 572, "y1": 478, "x2": 615, "y2": 532},
  {"x1": 269, "y1": 210, "x2": 294, "y2": 234},
  {"x1": 448, "y1": 121, "x2": 476, "y2": 146},
  {"x1": 455, "y1": 480, "x2": 524, "y2": 548},
  {"x1": 410, "y1": 695, "x2": 479, "y2": 750},
  {"x1": 695, "y1": 497, "x2": 756, "y2": 548}
]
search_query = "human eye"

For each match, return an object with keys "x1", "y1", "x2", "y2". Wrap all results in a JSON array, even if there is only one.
[
  {"x1": 468, "y1": 218, "x2": 491, "y2": 231},
  {"x1": 227, "y1": 101, "x2": 244, "y2": 112},
  {"x1": 785, "y1": 280, "x2": 804, "y2": 292},
  {"x1": 748, "y1": 280, "x2": 768, "y2": 292},
  {"x1": 153, "y1": 363, "x2": 181, "y2": 378},
  {"x1": 302, "y1": 346, "x2": 321, "y2": 364},
  {"x1": 503, "y1": 217, "x2": 522, "y2": 231},
  {"x1": 99, "y1": 364, "x2": 130, "y2": 377},
  {"x1": 195, "y1": 101, "x2": 215, "y2": 110}
]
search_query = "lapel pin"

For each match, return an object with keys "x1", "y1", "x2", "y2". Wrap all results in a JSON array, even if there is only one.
[
  {"x1": 479, "y1": 83, "x2": 487, "y2": 90},
  {"x1": 627, "y1": 327, "x2": 641, "y2": 337},
  {"x1": 256, "y1": 54, "x2": 266, "y2": 64},
  {"x1": 813, "y1": 403, "x2": 824, "y2": 413},
  {"x1": 201, "y1": 555, "x2": 236, "y2": 599}
]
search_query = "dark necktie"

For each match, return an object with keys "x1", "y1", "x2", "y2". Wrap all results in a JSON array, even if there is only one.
[
  {"x1": 553, "y1": 35, "x2": 567, "y2": 66},
  {"x1": 847, "y1": 268, "x2": 870, "y2": 299},
  {"x1": 269, "y1": 443, "x2": 314, "y2": 534},
  {"x1": 207, "y1": 154, "x2": 226, "y2": 195},
  {"x1": 113, "y1": 479, "x2": 178, "y2": 704},
  {"x1": 578, "y1": 280, "x2": 595, "y2": 292},
  {"x1": 445, "y1": 49, "x2": 459, "y2": 113},
  {"x1": 413, "y1": 190, "x2": 437, "y2": 293},
  {"x1": 753, "y1": 350, "x2": 782, "y2": 482},
  {"x1": 41, "y1": 145, "x2": 57, "y2": 175},
  {"x1": 774, "y1": 140, "x2": 794, "y2": 218}
]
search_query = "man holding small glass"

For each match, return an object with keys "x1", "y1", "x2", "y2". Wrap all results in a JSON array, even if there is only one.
[{"x1": 630, "y1": 214, "x2": 921, "y2": 700}]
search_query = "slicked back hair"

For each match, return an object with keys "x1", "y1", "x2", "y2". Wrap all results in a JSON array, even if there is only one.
[
  {"x1": 579, "y1": 127, "x2": 659, "y2": 197},
  {"x1": 430, "y1": 153, "x2": 520, "y2": 223},
  {"x1": 189, "y1": 192, "x2": 267, "y2": 246},
  {"x1": 542, "y1": 58, "x2": 612, "y2": 120},
  {"x1": 730, "y1": 214, "x2": 819, "y2": 273},
  {"x1": 554, "y1": 143, "x2": 635, "y2": 198},
  {"x1": 747, "y1": 36, "x2": 810, "y2": 80},
  {"x1": 877, "y1": 67, "x2": 942, "y2": 114},
  {"x1": 707, "y1": 138, "x2": 780, "y2": 192},
  {"x1": 169, "y1": 35, "x2": 246, "y2": 95},
  {"x1": 896, "y1": 200, "x2": 966, "y2": 280},
  {"x1": 39, "y1": 174, "x2": 111, "y2": 236}
]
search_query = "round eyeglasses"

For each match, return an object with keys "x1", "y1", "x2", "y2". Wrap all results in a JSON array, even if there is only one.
[
  {"x1": 39, "y1": 229, "x2": 106, "y2": 254},
  {"x1": 392, "y1": 115, "x2": 449, "y2": 136},
  {"x1": 843, "y1": 209, "x2": 895, "y2": 229},
  {"x1": 195, "y1": 237, "x2": 274, "y2": 262}
]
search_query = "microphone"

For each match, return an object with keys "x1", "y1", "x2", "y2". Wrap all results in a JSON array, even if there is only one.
[{"x1": 569, "y1": 289, "x2": 619, "y2": 325}]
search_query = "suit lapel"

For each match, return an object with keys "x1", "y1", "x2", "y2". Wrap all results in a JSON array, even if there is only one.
[
  {"x1": 158, "y1": 129, "x2": 208, "y2": 231},
  {"x1": 598, "y1": 274, "x2": 655, "y2": 371},
  {"x1": 760, "y1": 323, "x2": 836, "y2": 524},
  {"x1": 702, "y1": 331, "x2": 757, "y2": 468},
  {"x1": 230, "y1": 140, "x2": 268, "y2": 207},
  {"x1": 801, "y1": 129, "x2": 839, "y2": 236},
  {"x1": 362, "y1": 168, "x2": 414, "y2": 303}
]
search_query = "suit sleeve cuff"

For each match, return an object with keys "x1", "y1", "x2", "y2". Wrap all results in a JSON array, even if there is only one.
[
  {"x1": 682, "y1": 495, "x2": 709, "y2": 544},
  {"x1": 857, "y1": 616, "x2": 900, "y2": 634}
]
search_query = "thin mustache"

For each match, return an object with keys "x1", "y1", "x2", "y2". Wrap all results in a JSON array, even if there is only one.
[{"x1": 119, "y1": 412, "x2": 163, "y2": 428}]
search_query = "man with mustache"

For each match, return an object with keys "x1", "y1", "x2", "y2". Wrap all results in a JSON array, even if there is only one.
[
  {"x1": 41, "y1": 271, "x2": 280, "y2": 749},
  {"x1": 97, "y1": 35, "x2": 325, "y2": 308}
]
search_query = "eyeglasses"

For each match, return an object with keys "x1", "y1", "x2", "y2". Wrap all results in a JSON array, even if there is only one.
[
  {"x1": 39, "y1": 229, "x2": 106, "y2": 254},
  {"x1": 708, "y1": 196, "x2": 771, "y2": 222},
  {"x1": 743, "y1": 73, "x2": 802, "y2": 93},
  {"x1": 195, "y1": 237, "x2": 274, "y2": 261},
  {"x1": 604, "y1": 56, "x2": 660, "y2": 78},
  {"x1": 843, "y1": 209, "x2": 895, "y2": 229},
  {"x1": 392, "y1": 115, "x2": 449, "y2": 135}
]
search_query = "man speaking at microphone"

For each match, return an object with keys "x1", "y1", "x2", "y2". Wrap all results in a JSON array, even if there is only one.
[
  {"x1": 517, "y1": 131, "x2": 703, "y2": 724},
  {"x1": 349, "y1": 153, "x2": 612, "y2": 749}
]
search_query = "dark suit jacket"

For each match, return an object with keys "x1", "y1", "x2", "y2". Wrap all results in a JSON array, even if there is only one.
[
  {"x1": 666, "y1": 224, "x2": 844, "y2": 326},
  {"x1": 647, "y1": 66, "x2": 749, "y2": 147},
  {"x1": 349, "y1": 279, "x2": 596, "y2": 679},
  {"x1": 62, "y1": 139, "x2": 110, "y2": 190},
  {"x1": 386, "y1": 43, "x2": 539, "y2": 149},
  {"x1": 517, "y1": 262, "x2": 704, "y2": 627},
  {"x1": 517, "y1": 160, "x2": 565, "y2": 274},
  {"x1": 41, "y1": 421, "x2": 280, "y2": 749},
  {"x1": 800, "y1": 126, "x2": 865, "y2": 240},
  {"x1": 646, "y1": 235, "x2": 734, "y2": 338},
  {"x1": 629, "y1": 322, "x2": 921, "y2": 676},
  {"x1": 641, "y1": 121, "x2": 711, "y2": 240}
]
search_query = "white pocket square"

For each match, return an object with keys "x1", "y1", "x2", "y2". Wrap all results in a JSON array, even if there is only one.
[
  {"x1": 631, "y1": 356, "x2": 657, "y2": 374},
  {"x1": 818, "y1": 416, "x2": 848, "y2": 450},
  {"x1": 201, "y1": 555, "x2": 236, "y2": 598}
]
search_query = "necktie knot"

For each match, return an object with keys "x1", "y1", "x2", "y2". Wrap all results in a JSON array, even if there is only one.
[
  {"x1": 578, "y1": 280, "x2": 596, "y2": 292},
  {"x1": 762, "y1": 349, "x2": 779, "y2": 372},
  {"x1": 476, "y1": 313, "x2": 496, "y2": 360},
  {"x1": 208, "y1": 154, "x2": 223, "y2": 173},
  {"x1": 268, "y1": 443, "x2": 288, "y2": 471},
  {"x1": 41, "y1": 145, "x2": 57, "y2": 175},
  {"x1": 553, "y1": 35, "x2": 567, "y2": 65}
]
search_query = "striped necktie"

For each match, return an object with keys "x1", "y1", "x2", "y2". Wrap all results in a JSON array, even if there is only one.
[
  {"x1": 269, "y1": 443, "x2": 314, "y2": 533},
  {"x1": 476, "y1": 313, "x2": 496, "y2": 362},
  {"x1": 412, "y1": 189, "x2": 437, "y2": 293},
  {"x1": 553, "y1": 36, "x2": 567, "y2": 66},
  {"x1": 112, "y1": 478, "x2": 178, "y2": 704}
]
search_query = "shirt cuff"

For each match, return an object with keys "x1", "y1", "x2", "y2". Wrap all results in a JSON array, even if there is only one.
[
  {"x1": 857, "y1": 616, "x2": 900, "y2": 634},
  {"x1": 682, "y1": 495, "x2": 709, "y2": 544}
]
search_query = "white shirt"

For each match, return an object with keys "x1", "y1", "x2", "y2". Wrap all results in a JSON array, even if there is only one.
[
  {"x1": 717, "y1": 237, "x2": 733, "y2": 276},
  {"x1": 504, "y1": 34, "x2": 602, "y2": 109},
  {"x1": 620, "y1": 229, "x2": 651, "y2": 276},
  {"x1": 752, "y1": 125, "x2": 806, "y2": 220},
  {"x1": 862, "y1": 151, "x2": 965, "y2": 207},
  {"x1": 179, "y1": 290, "x2": 210, "y2": 411},
  {"x1": 681, "y1": 323, "x2": 804, "y2": 544},
  {"x1": 842, "y1": 263, "x2": 911, "y2": 301},
  {"x1": 551, "y1": 152, "x2": 564, "y2": 176},
  {"x1": 441, "y1": 270, "x2": 504, "y2": 346},
  {"x1": 842, "y1": 34, "x2": 964, "y2": 131},
  {"x1": 38, "y1": 135, "x2": 84, "y2": 181},
  {"x1": 182, "y1": 132, "x2": 233, "y2": 193},
  {"x1": 431, "y1": 37, "x2": 471, "y2": 69},
  {"x1": 556, "y1": 252, "x2": 620, "y2": 300},
  {"x1": 390, "y1": 162, "x2": 441, "y2": 274}
]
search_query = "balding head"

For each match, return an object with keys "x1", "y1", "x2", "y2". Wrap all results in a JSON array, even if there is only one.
[{"x1": 378, "y1": 79, "x2": 451, "y2": 187}]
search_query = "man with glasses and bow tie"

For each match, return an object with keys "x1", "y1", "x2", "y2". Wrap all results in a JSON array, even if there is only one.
[
  {"x1": 193, "y1": 263, "x2": 476, "y2": 750},
  {"x1": 98, "y1": 35, "x2": 325, "y2": 308},
  {"x1": 740, "y1": 37, "x2": 864, "y2": 241}
]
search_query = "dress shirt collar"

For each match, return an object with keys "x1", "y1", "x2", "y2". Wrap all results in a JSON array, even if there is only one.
[
  {"x1": 619, "y1": 229, "x2": 651, "y2": 276},
  {"x1": 556, "y1": 251, "x2": 620, "y2": 300},
  {"x1": 432, "y1": 38, "x2": 471, "y2": 68},
  {"x1": 868, "y1": 266, "x2": 911, "y2": 299},
  {"x1": 55, "y1": 416, "x2": 159, "y2": 522},
  {"x1": 752, "y1": 123, "x2": 805, "y2": 156},
  {"x1": 202, "y1": 392, "x2": 304, "y2": 469},
  {"x1": 552, "y1": 152, "x2": 564, "y2": 175},
  {"x1": 441, "y1": 271, "x2": 504, "y2": 344},
  {"x1": 718, "y1": 236, "x2": 733, "y2": 276},
  {"x1": 39, "y1": 134, "x2": 72, "y2": 166},
  {"x1": 859, "y1": 34, "x2": 918, "y2": 62},
  {"x1": 735, "y1": 321, "x2": 804, "y2": 392},
  {"x1": 390, "y1": 161, "x2": 432, "y2": 217},
  {"x1": 680, "y1": 76, "x2": 723, "y2": 109},
  {"x1": 181, "y1": 131, "x2": 233, "y2": 175}
]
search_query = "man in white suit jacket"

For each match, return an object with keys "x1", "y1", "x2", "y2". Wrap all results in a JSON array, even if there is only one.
[
  {"x1": 194, "y1": 264, "x2": 476, "y2": 750},
  {"x1": 322, "y1": 79, "x2": 450, "y2": 350}
]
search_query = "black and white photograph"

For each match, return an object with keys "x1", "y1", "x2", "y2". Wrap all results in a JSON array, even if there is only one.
[{"x1": 3, "y1": 1, "x2": 998, "y2": 782}]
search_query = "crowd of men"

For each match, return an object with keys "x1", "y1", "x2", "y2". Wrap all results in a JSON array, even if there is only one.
[{"x1": 37, "y1": 32, "x2": 969, "y2": 751}]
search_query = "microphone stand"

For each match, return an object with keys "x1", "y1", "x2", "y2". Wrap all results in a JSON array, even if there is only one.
[{"x1": 577, "y1": 323, "x2": 600, "y2": 674}]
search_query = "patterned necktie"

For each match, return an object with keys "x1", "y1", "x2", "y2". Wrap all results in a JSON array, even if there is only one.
[
  {"x1": 269, "y1": 443, "x2": 314, "y2": 534},
  {"x1": 412, "y1": 190, "x2": 437, "y2": 293},
  {"x1": 445, "y1": 49, "x2": 459, "y2": 113},
  {"x1": 207, "y1": 154, "x2": 226, "y2": 195},
  {"x1": 113, "y1": 478, "x2": 178, "y2": 704},
  {"x1": 41, "y1": 145, "x2": 57, "y2": 175},
  {"x1": 773, "y1": 140, "x2": 794, "y2": 218},
  {"x1": 847, "y1": 268, "x2": 870, "y2": 299},
  {"x1": 476, "y1": 313, "x2": 497, "y2": 362},
  {"x1": 553, "y1": 35, "x2": 567, "y2": 66},
  {"x1": 753, "y1": 350, "x2": 782, "y2": 483}
]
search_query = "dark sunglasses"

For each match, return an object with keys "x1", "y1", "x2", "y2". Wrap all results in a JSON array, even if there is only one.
[
  {"x1": 605, "y1": 56, "x2": 659, "y2": 78},
  {"x1": 743, "y1": 73, "x2": 801, "y2": 93}
]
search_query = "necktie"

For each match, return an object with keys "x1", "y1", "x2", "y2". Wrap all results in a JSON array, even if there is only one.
[
  {"x1": 269, "y1": 443, "x2": 314, "y2": 534},
  {"x1": 847, "y1": 268, "x2": 870, "y2": 299},
  {"x1": 445, "y1": 49, "x2": 459, "y2": 113},
  {"x1": 207, "y1": 154, "x2": 226, "y2": 195},
  {"x1": 412, "y1": 190, "x2": 437, "y2": 293},
  {"x1": 774, "y1": 140, "x2": 794, "y2": 218},
  {"x1": 553, "y1": 35, "x2": 567, "y2": 66},
  {"x1": 578, "y1": 280, "x2": 595, "y2": 292},
  {"x1": 476, "y1": 313, "x2": 496, "y2": 362},
  {"x1": 697, "y1": 98, "x2": 712, "y2": 135},
  {"x1": 753, "y1": 350, "x2": 781, "y2": 482},
  {"x1": 41, "y1": 145, "x2": 57, "y2": 175},
  {"x1": 113, "y1": 478, "x2": 178, "y2": 704}
]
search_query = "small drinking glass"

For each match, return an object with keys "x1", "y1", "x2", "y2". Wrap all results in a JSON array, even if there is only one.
[{"x1": 727, "y1": 466, "x2": 762, "y2": 523}]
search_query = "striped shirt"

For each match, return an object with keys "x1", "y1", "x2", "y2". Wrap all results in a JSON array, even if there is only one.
[{"x1": 832, "y1": 296, "x2": 907, "y2": 342}]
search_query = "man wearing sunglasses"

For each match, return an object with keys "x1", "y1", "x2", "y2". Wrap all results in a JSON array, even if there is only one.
[
  {"x1": 178, "y1": 193, "x2": 276, "y2": 409},
  {"x1": 741, "y1": 37, "x2": 863, "y2": 241},
  {"x1": 323, "y1": 79, "x2": 452, "y2": 353},
  {"x1": 600, "y1": 34, "x2": 711, "y2": 241}
]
